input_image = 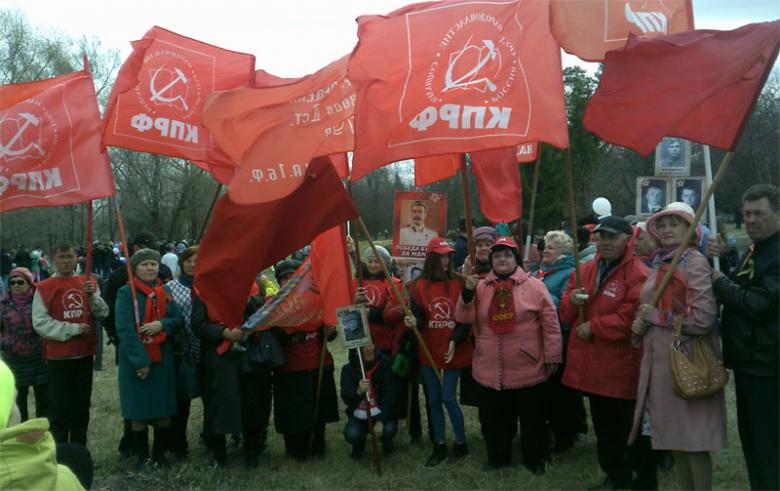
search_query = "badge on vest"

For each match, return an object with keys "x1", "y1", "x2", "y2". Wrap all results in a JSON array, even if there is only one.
[{"x1": 602, "y1": 280, "x2": 621, "y2": 298}]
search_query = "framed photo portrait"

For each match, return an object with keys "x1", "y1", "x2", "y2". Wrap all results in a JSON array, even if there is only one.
[
  {"x1": 675, "y1": 178, "x2": 705, "y2": 212},
  {"x1": 337, "y1": 304, "x2": 372, "y2": 350},
  {"x1": 392, "y1": 191, "x2": 447, "y2": 259},
  {"x1": 636, "y1": 177, "x2": 671, "y2": 216},
  {"x1": 654, "y1": 137, "x2": 691, "y2": 176}
]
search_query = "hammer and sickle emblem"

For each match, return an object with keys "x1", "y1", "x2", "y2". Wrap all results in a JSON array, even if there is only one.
[
  {"x1": 64, "y1": 290, "x2": 84, "y2": 310},
  {"x1": 443, "y1": 35, "x2": 500, "y2": 94},
  {"x1": 0, "y1": 112, "x2": 44, "y2": 159},
  {"x1": 432, "y1": 300, "x2": 452, "y2": 320},
  {"x1": 149, "y1": 65, "x2": 190, "y2": 111}
]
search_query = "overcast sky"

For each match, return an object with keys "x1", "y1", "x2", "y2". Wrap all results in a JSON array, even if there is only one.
[{"x1": 2, "y1": 0, "x2": 779, "y2": 77}]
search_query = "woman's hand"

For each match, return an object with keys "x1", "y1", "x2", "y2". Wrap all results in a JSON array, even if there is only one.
[
  {"x1": 357, "y1": 379, "x2": 370, "y2": 396},
  {"x1": 444, "y1": 340, "x2": 455, "y2": 364},
  {"x1": 636, "y1": 304, "x2": 655, "y2": 323},
  {"x1": 355, "y1": 286, "x2": 368, "y2": 304},
  {"x1": 464, "y1": 274, "x2": 480, "y2": 291},
  {"x1": 403, "y1": 315, "x2": 417, "y2": 329},
  {"x1": 221, "y1": 328, "x2": 245, "y2": 343},
  {"x1": 462, "y1": 255, "x2": 473, "y2": 275},
  {"x1": 136, "y1": 366, "x2": 150, "y2": 379},
  {"x1": 632, "y1": 318, "x2": 650, "y2": 336},
  {"x1": 138, "y1": 321, "x2": 162, "y2": 336}
]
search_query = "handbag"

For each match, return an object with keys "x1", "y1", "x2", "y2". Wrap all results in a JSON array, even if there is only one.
[
  {"x1": 668, "y1": 316, "x2": 729, "y2": 399},
  {"x1": 245, "y1": 330, "x2": 286, "y2": 369}
]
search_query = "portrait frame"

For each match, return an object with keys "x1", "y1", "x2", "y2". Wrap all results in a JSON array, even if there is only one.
[
  {"x1": 391, "y1": 191, "x2": 447, "y2": 260},
  {"x1": 654, "y1": 137, "x2": 691, "y2": 176},
  {"x1": 636, "y1": 177, "x2": 671, "y2": 217},
  {"x1": 674, "y1": 178, "x2": 705, "y2": 212},
  {"x1": 337, "y1": 304, "x2": 372, "y2": 350}
]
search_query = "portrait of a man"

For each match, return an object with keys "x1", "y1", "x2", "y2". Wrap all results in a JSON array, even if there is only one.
[
  {"x1": 338, "y1": 305, "x2": 372, "y2": 349},
  {"x1": 637, "y1": 177, "x2": 669, "y2": 215},
  {"x1": 392, "y1": 191, "x2": 447, "y2": 259},
  {"x1": 676, "y1": 178, "x2": 704, "y2": 211},
  {"x1": 399, "y1": 200, "x2": 438, "y2": 247},
  {"x1": 655, "y1": 137, "x2": 691, "y2": 176}
]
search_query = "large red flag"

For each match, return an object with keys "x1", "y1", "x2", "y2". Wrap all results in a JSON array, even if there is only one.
[
  {"x1": 348, "y1": 0, "x2": 569, "y2": 181},
  {"x1": 470, "y1": 147, "x2": 522, "y2": 224},
  {"x1": 102, "y1": 26, "x2": 254, "y2": 166},
  {"x1": 551, "y1": 0, "x2": 694, "y2": 62},
  {"x1": 310, "y1": 224, "x2": 354, "y2": 326},
  {"x1": 583, "y1": 22, "x2": 780, "y2": 156},
  {"x1": 1, "y1": 68, "x2": 115, "y2": 212},
  {"x1": 414, "y1": 154, "x2": 460, "y2": 186},
  {"x1": 194, "y1": 157, "x2": 357, "y2": 329},
  {"x1": 201, "y1": 56, "x2": 354, "y2": 204}
]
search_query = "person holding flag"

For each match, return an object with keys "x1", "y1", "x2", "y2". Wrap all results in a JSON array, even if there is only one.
[{"x1": 354, "y1": 246, "x2": 402, "y2": 357}]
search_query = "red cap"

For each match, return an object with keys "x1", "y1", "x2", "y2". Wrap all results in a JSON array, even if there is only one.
[
  {"x1": 427, "y1": 237, "x2": 455, "y2": 255},
  {"x1": 490, "y1": 236, "x2": 518, "y2": 250}
]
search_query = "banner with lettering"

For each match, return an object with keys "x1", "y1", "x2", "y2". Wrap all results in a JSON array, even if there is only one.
[
  {"x1": 1, "y1": 68, "x2": 115, "y2": 212},
  {"x1": 102, "y1": 26, "x2": 255, "y2": 166}
]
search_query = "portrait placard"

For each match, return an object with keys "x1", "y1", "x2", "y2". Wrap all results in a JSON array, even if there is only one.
[
  {"x1": 337, "y1": 304, "x2": 372, "y2": 350},
  {"x1": 654, "y1": 137, "x2": 691, "y2": 176},
  {"x1": 391, "y1": 191, "x2": 447, "y2": 259},
  {"x1": 636, "y1": 177, "x2": 671, "y2": 216},
  {"x1": 675, "y1": 178, "x2": 705, "y2": 212}
]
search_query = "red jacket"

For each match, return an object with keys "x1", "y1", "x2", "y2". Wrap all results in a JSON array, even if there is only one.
[
  {"x1": 560, "y1": 241, "x2": 649, "y2": 400},
  {"x1": 36, "y1": 276, "x2": 97, "y2": 359},
  {"x1": 354, "y1": 276, "x2": 402, "y2": 351}
]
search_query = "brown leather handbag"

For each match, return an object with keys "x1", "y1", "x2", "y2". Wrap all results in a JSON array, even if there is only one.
[{"x1": 669, "y1": 316, "x2": 729, "y2": 399}]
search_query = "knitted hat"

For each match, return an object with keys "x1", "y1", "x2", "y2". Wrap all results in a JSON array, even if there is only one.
[
  {"x1": 0, "y1": 359, "x2": 15, "y2": 429},
  {"x1": 131, "y1": 248, "x2": 161, "y2": 270},
  {"x1": 473, "y1": 226, "x2": 498, "y2": 242},
  {"x1": 9, "y1": 267, "x2": 34, "y2": 286},
  {"x1": 363, "y1": 245, "x2": 391, "y2": 268}
]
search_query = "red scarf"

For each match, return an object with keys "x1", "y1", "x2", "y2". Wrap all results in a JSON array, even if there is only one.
[
  {"x1": 654, "y1": 256, "x2": 690, "y2": 324},
  {"x1": 132, "y1": 278, "x2": 168, "y2": 363},
  {"x1": 488, "y1": 279, "x2": 516, "y2": 334},
  {"x1": 354, "y1": 361, "x2": 381, "y2": 420}
]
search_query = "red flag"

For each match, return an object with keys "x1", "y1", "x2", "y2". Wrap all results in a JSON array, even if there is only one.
[
  {"x1": 551, "y1": 0, "x2": 694, "y2": 62},
  {"x1": 1, "y1": 68, "x2": 115, "y2": 212},
  {"x1": 470, "y1": 147, "x2": 522, "y2": 224},
  {"x1": 583, "y1": 22, "x2": 780, "y2": 155},
  {"x1": 348, "y1": 0, "x2": 569, "y2": 181},
  {"x1": 102, "y1": 26, "x2": 254, "y2": 166},
  {"x1": 310, "y1": 224, "x2": 354, "y2": 326},
  {"x1": 516, "y1": 142, "x2": 537, "y2": 163},
  {"x1": 194, "y1": 157, "x2": 357, "y2": 329},
  {"x1": 414, "y1": 154, "x2": 460, "y2": 186},
  {"x1": 202, "y1": 56, "x2": 354, "y2": 204}
]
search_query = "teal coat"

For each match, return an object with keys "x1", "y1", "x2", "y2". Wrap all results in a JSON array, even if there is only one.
[
  {"x1": 115, "y1": 284, "x2": 182, "y2": 420},
  {"x1": 534, "y1": 255, "x2": 575, "y2": 332}
]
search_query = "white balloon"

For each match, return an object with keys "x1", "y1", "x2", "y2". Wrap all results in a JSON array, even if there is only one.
[{"x1": 592, "y1": 197, "x2": 612, "y2": 217}]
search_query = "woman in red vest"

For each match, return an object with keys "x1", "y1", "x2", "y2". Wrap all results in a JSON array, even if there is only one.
[
  {"x1": 405, "y1": 237, "x2": 473, "y2": 467},
  {"x1": 354, "y1": 245, "x2": 402, "y2": 357}
]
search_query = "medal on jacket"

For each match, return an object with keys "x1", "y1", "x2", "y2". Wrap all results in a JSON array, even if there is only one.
[{"x1": 488, "y1": 282, "x2": 515, "y2": 334}]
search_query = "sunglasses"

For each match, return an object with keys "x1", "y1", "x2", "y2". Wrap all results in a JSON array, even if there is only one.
[{"x1": 9, "y1": 280, "x2": 27, "y2": 286}]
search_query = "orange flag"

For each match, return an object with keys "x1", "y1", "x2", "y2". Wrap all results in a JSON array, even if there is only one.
[
  {"x1": 551, "y1": 0, "x2": 694, "y2": 62},
  {"x1": 1, "y1": 67, "x2": 115, "y2": 212},
  {"x1": 102, "y1": 26, "x2": 254, "y2": 167},
  {"x1": 201, "y1": 56, "x2": 354, "y2": 204},
  {"x1": 348, "y1": 0, "x2": 569, "y2": 181}
]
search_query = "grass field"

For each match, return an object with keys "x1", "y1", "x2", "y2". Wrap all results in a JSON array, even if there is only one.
[{"x1": 78, "y1": 337, "x2": 750, "y2": 491}]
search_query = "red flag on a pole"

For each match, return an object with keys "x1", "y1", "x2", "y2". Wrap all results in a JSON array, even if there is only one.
[
  {"x1": 348, "y1": 0, "x2": 569, "y2": 181},
  {"x1": 193, "y1": 157, "x2": 357, "y2": 329},
  {"x1": 583, "y1": 21, "x2": 780, "y2": 155},
  {"x1": 550, "y1": 0, "x2": 694, "y2": 62},
  {"x1": 414, "y1": 154, "x2": 460, "y2": 187},
  {"x1": 102, "y1": 26, "x2": 254, "y2": 166},
  {"x1": 201, "y1": 56, "x2": 354, "y2": 204},
  {"x1": 1, "y1": 68, "x2": 115, "y2": 212},
  {"x1": 310, "y1": 224, "x2": 354, "y2": 326},
  {"x1": 516, "y1": 142, "x2": 537, "y2": 163},
  {"x1": 470, "y1": 147, "x2": 522, "y2": 224}
]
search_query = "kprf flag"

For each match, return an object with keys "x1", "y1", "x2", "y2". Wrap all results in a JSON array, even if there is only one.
[
  {"x1": 202, "y1": 56, "x2": 354, "y2": 204},
  {"x1": 102, "y1": 26, "x2": 254, "y2": 166},
  {"x1": 516, "y1": 142, "x2": 537, "y2": 163},
  {"x1": 551, "y1": 0, "x2": 694, "y2": 62},
  {"x1": 414, "y1": 154, "x2": 460, "y2": 186},
  {"x1": 584, "y1": 21, "x2": 780, "y2": 155},
  {"x1": 348, "y1": 0, "x2": 569, "y2": 181},
  {"x1": 471, "y1": 147, "x2": 522, "y2": 224},
  {"x1": 1, "y1": 67, "x2": 115, "y2": 212},
  {"x1": 194, "y1": 157, "x2": 357, "y2": 329}
]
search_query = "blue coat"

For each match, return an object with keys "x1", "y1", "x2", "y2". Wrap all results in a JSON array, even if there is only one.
[
  {"x1": 115, "y1": 284, "x2": 182, "y2": 420},
  {"x1": 534, "y1": 255, "x2": 575, "y2": 332}
]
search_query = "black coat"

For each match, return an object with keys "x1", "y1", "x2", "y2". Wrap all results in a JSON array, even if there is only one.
[
  {"x1": 340, "y1": 351, "x2": 400, "y2": 423},
  {"x1": 191, "y1": 293, "x2": 243, "y2": 436},
  {"x1": 714, "y1": 232, "x2": 779, "y2": 378}
]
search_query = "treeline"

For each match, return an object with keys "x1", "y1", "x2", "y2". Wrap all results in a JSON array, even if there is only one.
[{"x1": 1, "y1": 9, "x2": 777, "y2": 251}]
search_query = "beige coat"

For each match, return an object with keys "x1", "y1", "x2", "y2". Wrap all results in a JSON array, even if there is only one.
[{"x1": 629, "y1": 249, "x2": 726, "y2": 451}]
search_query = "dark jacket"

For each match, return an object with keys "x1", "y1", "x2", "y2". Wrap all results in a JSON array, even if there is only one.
[
  {"x1": 340, "y1": 350, "x2": 399, "y2": 423},
  {"x1": 714, "y1": 232, "x2": 779, "y2": 378}
]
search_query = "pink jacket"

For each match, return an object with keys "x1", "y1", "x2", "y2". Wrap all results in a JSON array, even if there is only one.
[{"x1": 455, "y1": 268, "x2": 562, "y2": 390}]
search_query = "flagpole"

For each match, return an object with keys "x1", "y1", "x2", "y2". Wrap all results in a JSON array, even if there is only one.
[
  {"x1": 308, "y1": 327, "x2": 329, "y2": 456},
  {"x1": 356, "y1": 346, "x2": 382, "y2": 476},
  {"x1": 650, "y1": 152, "x2": 735, "y2": 304},
  {"x1": 564, "y1": 150, "x2": 585, "y2": 324},
  {"x1": 114, "y1": 197, "x2": 141, "y2": 329},
  {"x1": 703, "y1": 145, "x2": 720, "y2": 271},
  {"x1": 356, "y1": 216, "x2": 442, "y2": 381},
  {"x1": 524, "y1": 153, "x2": 542, "y2": 262},
  {"x1": 459, "y1": 154, "x2": 480, "y2": 336},
  {"x1": 84, "y1": 200, "x2": 93, "y2": 278},
  {"x1": 197, "y1": 181, "x2": 223, "y2": 243}
]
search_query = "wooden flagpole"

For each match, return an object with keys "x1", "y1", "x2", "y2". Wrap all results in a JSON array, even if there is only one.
[
  {"x1": 308, "y1": 328, "x2": 329, "y2": 456},
  {"x1": 564, "y1": 150, "x2": 585, "y2": 324},
  {"x1": 524, "y1": 154, "x2": 542, "y2": 262},
  {"x1": 356, "y1": 347, "x2": 382, "y2": 476},
  {"x1": 459, "y1": 154, "x2": 480, "y2": 336},
  {"x1": 197, "y1": 181, "x2": 223, "y2": 243},
  {"x1": 84, "y1": 201, "x2": 94, "y2": 278},
  {"x1": 650, "y1": 152, "x2": 735, "y2": 305},
  {"x1": 114, "y1": 197, "x2": 141, "y2": 328}
]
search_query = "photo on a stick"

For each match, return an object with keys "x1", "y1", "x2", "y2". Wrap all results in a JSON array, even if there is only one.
[{"x1": 337, "y1": 304, "x2": 372, "y2": 350}]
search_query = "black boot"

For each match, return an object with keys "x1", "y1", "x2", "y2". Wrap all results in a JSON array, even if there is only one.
[
  {"x1": 152, "y1": 426, "x2": 172, "y2": 468},
  {"x1": 131, "y1": 430, "x2": 150, "y2": 470},
  {"x1": 244, "y1": 430, "x2": 260, "y2": 468},
  {"x1": 449, "y1": 441, "x2": 469, "y2": 462},
  {"x1": 425, "y1": 442, "x2": 448, "y2": 468}
]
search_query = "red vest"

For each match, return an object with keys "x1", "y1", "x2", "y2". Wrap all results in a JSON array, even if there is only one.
[
  {"x1": 279, "y1": 319, "x2": 334, "y2": 372},
  {"x1": 36, "y1": 275, "x2": 96, "y2": 359},
  {"x1": 411, "y1": 278, "x2": 473, "y2": 369},
  {"x1": 354, "y1": 277, "x2": 401, "y2": 351}
]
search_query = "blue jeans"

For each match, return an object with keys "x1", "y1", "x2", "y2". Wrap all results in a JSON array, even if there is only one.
[
  {"x1": 422, "y1": 366, "x2": 465, "y2": 444},
  {"x1": 343, "y1": 415, "x2": 397, "y2": 451}
]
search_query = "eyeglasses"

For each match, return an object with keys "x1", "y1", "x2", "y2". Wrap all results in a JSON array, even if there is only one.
[{"x1": 9, "y1": 280, "x2": 27, "y2": 286}]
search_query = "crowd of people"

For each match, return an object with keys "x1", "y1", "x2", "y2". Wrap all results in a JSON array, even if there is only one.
[{"x1": 0, "y1": 183, "x2": 777, "y2": 491}]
